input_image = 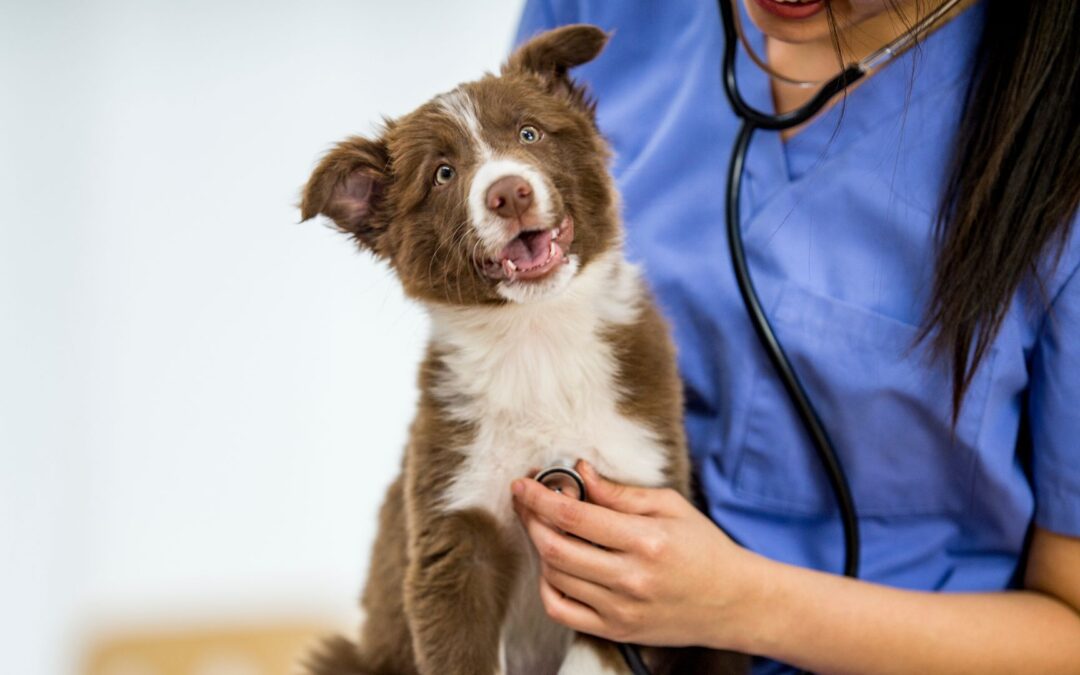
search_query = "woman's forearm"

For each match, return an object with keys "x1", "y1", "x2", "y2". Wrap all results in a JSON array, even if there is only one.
[{"x1": 729, "y1": 552, "x2": 1080, "y2": 674}]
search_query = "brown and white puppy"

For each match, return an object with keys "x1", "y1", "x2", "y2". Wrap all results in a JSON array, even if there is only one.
[{"x1": 299, "y1": 25, "x2": 740, "y2": 675}]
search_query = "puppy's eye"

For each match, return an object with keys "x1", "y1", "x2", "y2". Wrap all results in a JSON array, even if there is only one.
[
  {"x1": 434, "y1": 164, "x2": 456, "y2": 185},
  {"x1": 518, "y1": 125, "x2": 541, "y2": 144}
]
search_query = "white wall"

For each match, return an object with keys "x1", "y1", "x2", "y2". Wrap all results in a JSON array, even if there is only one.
[{"x1": 0, "y1": 1, "x2": 525, "y2": 673}]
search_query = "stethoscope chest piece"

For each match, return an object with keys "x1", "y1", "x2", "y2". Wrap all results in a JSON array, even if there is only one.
[{"x1": 535, "y1": 465, "x2": 587, "y2": 502}]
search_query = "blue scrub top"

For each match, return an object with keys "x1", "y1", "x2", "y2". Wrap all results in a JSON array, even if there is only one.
[{"x1": 516, "y1": 1, "x2": 1080, "y2": 667}]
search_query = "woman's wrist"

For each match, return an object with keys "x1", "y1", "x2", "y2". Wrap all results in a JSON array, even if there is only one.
[{"x1": 702, "y1": 545, "x2": 789, "y2": 654}]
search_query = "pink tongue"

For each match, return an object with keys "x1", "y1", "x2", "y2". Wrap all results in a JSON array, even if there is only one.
[{"x1": 500, "y1": 229, "x2": 552, "y2": 269}]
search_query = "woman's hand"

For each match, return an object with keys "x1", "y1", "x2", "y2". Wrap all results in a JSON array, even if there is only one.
[
  {"x1": 513, "y1": 463, "x2": 1080, "y2": 672},
  {"x1": 510, "y1": 460, "x2": 761, "y2": 650}
]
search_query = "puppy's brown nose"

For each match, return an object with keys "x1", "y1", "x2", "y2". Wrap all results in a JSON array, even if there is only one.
[{"x1": 486, "y1": 175, "x2": 533, "y2": 219}]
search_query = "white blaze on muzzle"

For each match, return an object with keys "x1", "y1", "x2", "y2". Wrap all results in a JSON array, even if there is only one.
[
  {"x1": 467, "y1": 157, "x2": 556, "y2": 254},
  {"x1": 436, "y1": 87, "x2": 577, "y2": 303},
  {"x1": 436, "y1": 89, "x2": 558, "y2": 253}
]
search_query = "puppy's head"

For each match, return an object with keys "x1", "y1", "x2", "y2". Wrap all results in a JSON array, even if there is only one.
[{"x1": 301, "y1": 25, "x2": 617, "y2": 305}]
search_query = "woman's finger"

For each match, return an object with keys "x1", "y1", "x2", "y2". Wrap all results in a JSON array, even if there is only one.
[
  {"x1": 540, "y1": 561, "x2": 618, "y2": 612},
  {"x1": 524, "y1": 506, "x2": 625, "y2": 582},
  {"x1": 512, "y1": 476, "x2": 642, "y2": 550},
  {"x1": 538, "y1": 573, "x2": 609, "y2": 637},
  {"x1": 577, "y1": 460, "x2": 681, "y2": 517}
]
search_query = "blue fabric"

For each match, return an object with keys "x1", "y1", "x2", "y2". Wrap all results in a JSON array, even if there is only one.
[{"x1": 515, "y1": 2, "x2": 1080, "y2": 670}]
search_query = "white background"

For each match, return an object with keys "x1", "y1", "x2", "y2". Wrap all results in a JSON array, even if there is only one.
[{"x1": 0, "y1": 1, "x2": 525, "y2": 672}]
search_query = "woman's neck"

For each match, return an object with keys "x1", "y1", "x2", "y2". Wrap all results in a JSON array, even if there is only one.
[{"x1": 766, "y1": 0, "x2": 974, "y2": 130}]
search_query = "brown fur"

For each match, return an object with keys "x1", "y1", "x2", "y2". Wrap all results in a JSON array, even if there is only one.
[
  {"x1": 400, "y1": 352, "x2": 520, "y2": 674},
  {"x1": 300, "y1": 32, "x2": 617, "y2": 308},
  {"x1": 300, "y1": 24, "x2": 744, "y2": 675},
  {"x1": 605, "y1": 300, "x2": 691, "y2": 493}
]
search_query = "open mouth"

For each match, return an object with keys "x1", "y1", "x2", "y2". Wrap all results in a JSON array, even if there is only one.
[{"x1": 481, "y1": 215, "x2": 574, "y2": 283}]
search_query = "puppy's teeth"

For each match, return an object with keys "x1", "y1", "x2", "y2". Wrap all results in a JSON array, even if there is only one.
[
  {"x1": 549, "y1": 241, "x2": 557, "y2": 258},
  {"x1": 552, "y1": 227, "x2": 560, "y2": 239}
]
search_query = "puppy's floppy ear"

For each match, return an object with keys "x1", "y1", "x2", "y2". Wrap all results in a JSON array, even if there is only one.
[
  {"x1": 506, "y1": 24, "x2": 609, "y2": 109},
  {"x1": 300, "y1": 135, "x2": 391, "y2": 254}
]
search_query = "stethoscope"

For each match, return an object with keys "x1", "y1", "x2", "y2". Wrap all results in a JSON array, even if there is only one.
[{"x1": 534, "y1": 2, "x2": 965, "y2": 673}]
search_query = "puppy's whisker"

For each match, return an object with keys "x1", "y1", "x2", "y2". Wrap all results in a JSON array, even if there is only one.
[
  {"x1": 428, "y1": 228, "x2": 451, "y2": 285},
  {"x1": 428, "y1": 219, "x2": 470, "y2": 306},
  {"x1": 440, "y1": 220, "x2": 470, "y2": 304},
  {"x1": 451, "y1": 221, "x2": 473, "y2": 305},
  {"x1": 469, "y1": 237, "x2": 485, "y2": 277}
]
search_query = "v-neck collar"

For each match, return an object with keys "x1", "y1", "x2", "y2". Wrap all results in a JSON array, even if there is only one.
[{"x1": 736, "y1": 0, "x2": 984, "y2": 192}]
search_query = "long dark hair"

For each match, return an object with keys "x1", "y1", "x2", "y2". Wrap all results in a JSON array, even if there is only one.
[
  {"x1": 829, "y1": 0, "x2": 1080, "y2": 417},
  {"x1": 925, "y1": 0, "x2": 1079, "y2": 416}
]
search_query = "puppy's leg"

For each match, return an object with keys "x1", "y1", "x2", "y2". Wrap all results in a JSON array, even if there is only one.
[
  {"x1": 356, "y1": 476, "x2": 420, "y2": 674},
  {"x1": 302, "y1": 635, "x2": 377, "y2": 675},
  {"x1": 301, "y1": 477, "x2": 419, "y2": 675},
  {"x1": 405, "y1": 509, "x2": 518, "y2": 675}
]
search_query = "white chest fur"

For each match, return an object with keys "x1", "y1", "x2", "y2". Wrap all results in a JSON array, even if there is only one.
[{"x1": 429, "y1": 252, "x2": 670, "y2": 526}]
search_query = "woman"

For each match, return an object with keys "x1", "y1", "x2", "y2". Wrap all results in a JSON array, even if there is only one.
[{"x1": 511, "y1": 0, "x2": 1080, "y2": 672}]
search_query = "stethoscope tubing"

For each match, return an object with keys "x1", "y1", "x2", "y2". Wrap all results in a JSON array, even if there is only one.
[
  {"x1": 717, "y1": 0, "x2": 863, "y2": 583},
  {"x1": 724, "y1": 120, "x2": 862, "y2": 581}
]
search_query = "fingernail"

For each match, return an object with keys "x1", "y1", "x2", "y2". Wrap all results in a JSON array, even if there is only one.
[
  {"x1": 511, "y1": 480, "x2": 524, "y2": 496},
  {"x1": 580, "y1": 460, "x2": 596, "y2": 478}
]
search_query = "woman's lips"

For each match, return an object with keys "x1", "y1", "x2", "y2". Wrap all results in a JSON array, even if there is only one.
[{"x1": 751, "y1": 0, "x2": 827, "y2": 20}]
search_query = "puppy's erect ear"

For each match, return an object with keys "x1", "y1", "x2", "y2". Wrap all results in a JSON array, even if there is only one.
[
  {"x1": 300, "y1": 135, "x2": 391, "y2": 254},
  {"x1": 506, "y1": 24, "x2": 609, "y2": 109}
]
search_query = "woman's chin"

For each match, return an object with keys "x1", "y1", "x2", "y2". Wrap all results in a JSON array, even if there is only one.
[{"x1": 741, "y1": 0, "x2": 904, "y2": 47}]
